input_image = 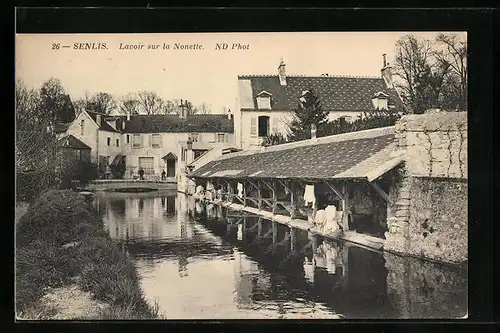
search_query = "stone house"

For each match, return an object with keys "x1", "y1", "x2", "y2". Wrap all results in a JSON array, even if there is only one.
[
  {"x1": 234, "y1": 55, "x2": 406, "y2": 149},
  {"x1": 58, "y1": 109, "x2": 235, "y2": 182}
]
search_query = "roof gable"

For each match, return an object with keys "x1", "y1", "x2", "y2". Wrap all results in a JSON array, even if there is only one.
[
  {"x1": 237, "y1": 75, "x2": 405, "y2": 112},
  {"x1": 57, "y1": 134, "x2": 91, "y2": 150}
]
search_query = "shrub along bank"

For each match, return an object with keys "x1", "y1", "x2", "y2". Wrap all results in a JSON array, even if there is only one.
[{"x1": 16, "y1": 189, "x2": 159, "y2": 319}]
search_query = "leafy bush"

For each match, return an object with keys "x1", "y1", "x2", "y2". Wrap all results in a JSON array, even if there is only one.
[
  {"x1": 16, "y1": 189, "x2": 98, "y2": 247},
  {"x1": 261, "y1": 133, "x2": 288, "y2": 147},
  {"x1": 15, "y1": 189, "x2": 159, "y2": 319}
]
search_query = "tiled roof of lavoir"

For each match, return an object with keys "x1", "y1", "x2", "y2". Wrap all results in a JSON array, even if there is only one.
[
  {"x1": 56, "y1": 134, "x2": 91, "y2": 150},
  {"x1": 238, "y1": 75, "x2": 405, "y2": 112},
  {"x1": 189, "y1": 127, "x2": 400, "y2": 181}
]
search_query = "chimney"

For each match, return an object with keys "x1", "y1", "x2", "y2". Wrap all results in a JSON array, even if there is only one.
[
  {"x1": 96, "y1": 114, "x2": 101, "y2": 126},
  {"x1": 311, "y1": 123, "x2": 317, "y2": 139},
  {"x1": 278, "y1": 58, "x2": 286, "y2": 86},
  {"x1": 227, "y1": 109, "x2": 232, "y2": 120},
  {"x1": 381, "y1": 54, "x2": 394, "y2": 88}
]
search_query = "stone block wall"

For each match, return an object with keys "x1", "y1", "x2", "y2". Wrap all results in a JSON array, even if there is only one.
[
  {"x1": 394, "y1": 111, "x2": 467, "y2": 178},
  {"x1": 386, "y1": 111, "x2": 468, "y2": 264}
]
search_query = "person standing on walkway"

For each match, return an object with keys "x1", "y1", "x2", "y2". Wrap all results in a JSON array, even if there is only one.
[
  {"x1": 138, "y1": 167, "x2": 145, "y2": 180},
  {"x1": 161, "y1": 170, "x2": 166, "y2": 180}
]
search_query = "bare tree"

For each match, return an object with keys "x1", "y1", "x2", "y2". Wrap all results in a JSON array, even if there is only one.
[
  {"x1": 87, "y1": 92, "x2": 117, "y2": 115},
  {"x1": 73, "y1": 92, "x2": 93, "y2": 116},
  {"x1": 16, "y1": 80, "x2": 59, "y2": 199},
  {"x1": 118, "y1": 93, "x2": 140, "y2": 115},
  {"x1": 164, "y1": 100, "x2": 178, "y2": 114},
  {"x1": 197, "y1": 103, "x2": 211, "y2": 114},
  {"x1": 434, "y1": 33, "x2": 468, "y2": 111},
  {"x1": 394, "y1": 34, "x2": 467, "y2": 114},
  {"x1": 137, "y1": 91, "x2": 165, "y2": 115}
]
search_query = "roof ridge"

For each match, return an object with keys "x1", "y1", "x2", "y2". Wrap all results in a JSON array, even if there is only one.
[
  {"x1": 217, "y1": 126, "x2": 395, "y2": 160},
  {"x1": 238, "y1": 74, "x2": 383, "y2": 79}
]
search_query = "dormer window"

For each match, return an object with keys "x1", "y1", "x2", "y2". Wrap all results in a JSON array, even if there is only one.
[
  {"x1": 256, "y1": 91, "x2": 272, "y2": 110},
  {"x1": 371, "y1": 91, "x2": 389, "y2": 110}
]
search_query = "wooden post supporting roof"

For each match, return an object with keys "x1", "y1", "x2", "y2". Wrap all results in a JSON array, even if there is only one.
[
  {"x1": 289, "y1": 181, "x2": 297, "y2": 219},
  {"x1": 272, "y1": 221, "x2": 278, "y2": 244},
  {"x1": 290, "y1": 227, "x2": 296, "y2": 254},
  {"x1": 257, "y1": 217, "x2": 263, "y2": 236},
  {"x1": 248, "y1": 179, "x2": 262, "y2": 210},
  {"x1": 341, "y1": 182, "x2": 350, "y2": 231},
  {"x1": 243, "y1": 180, "x2": 247, "y2": 207},
  {"x1": 325, "y1": 181, "x2": 345, "y2": 201}
]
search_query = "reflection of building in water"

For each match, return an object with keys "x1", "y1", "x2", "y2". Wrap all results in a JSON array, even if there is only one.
[
  {"x1": 384, "y1": 252, "x2": 467, "y2": 319},
  {"x1": 303, "y1": 257, "x2": 315, "y2": 284},
  {"x1": 166, "y1": 196, "x2": 176, "y2": 214},
  {"x1": 178, "y1": 255, "x2": 189, "y2": 278}
]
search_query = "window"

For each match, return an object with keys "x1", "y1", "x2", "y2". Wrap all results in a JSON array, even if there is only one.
[
  {"x1": 133, "y1": 134, "x2": 141, "y2": 148},
  {"x1": 126, "y1": 135, "x2": 130, "y2": 144},
  {"x1": 116, "y1": 139, "x2": 119, "y2": 147},
  {"x1": 258, "y1": 116, "x2": 270, "y2": 137},
  {"x1": 257, "y1": 96, "x2": 271, "y2": 110},
  {"x1": 217, "y1": 133, "x2": 225, "y2": 143},
  {"x1": 107, "y1": 137, "x2": 111, "y2": 146},
  {"x1": 151, "y1": 134, "x2": 161, "y2": 148},
  {"x1": 80, "y1": 120, "x2": 84, "y2": 135},
  {"x1": 256, "y1": 91, "x2": 272, "y2": 110}
]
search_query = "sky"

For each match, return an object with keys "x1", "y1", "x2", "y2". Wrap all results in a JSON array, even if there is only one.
[{"x1": 15, "y1": 32, "x2": 465, "y2": 114}]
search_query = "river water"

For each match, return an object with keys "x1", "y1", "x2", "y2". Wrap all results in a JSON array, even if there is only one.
[{"x1": 93, "y1": 190, "x2": 467, "y2": 320}]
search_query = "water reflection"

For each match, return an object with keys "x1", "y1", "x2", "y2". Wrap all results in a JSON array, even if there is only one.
[{"x1": 93, "y1": 191, "x2": 467, "y2": 319}]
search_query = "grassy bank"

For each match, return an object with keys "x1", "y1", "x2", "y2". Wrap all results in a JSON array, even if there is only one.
[{"x1": 15, "y1": 189, "x2": 160, "y2": 320}]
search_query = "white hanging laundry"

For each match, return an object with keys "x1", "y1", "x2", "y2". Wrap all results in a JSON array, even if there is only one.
[
  {"x1": 237, "y1": 223, "x2": 243, "y2": 240},
  {"x1": 237, "y1": 182, "x2": 244, "y2": 198},
  {"x1": 303, "y1": 184, "x2": 316, "y2": 206}
]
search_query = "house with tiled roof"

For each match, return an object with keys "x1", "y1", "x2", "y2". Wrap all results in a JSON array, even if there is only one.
[
  {"x1": 235, "y1": 56, "x2": 405, "y2": 149},
  {"x1": 59, "y1": 108, "x2": 235, "y2": 182}
]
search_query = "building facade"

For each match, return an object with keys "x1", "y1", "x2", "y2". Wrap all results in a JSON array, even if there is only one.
[
  {"x1": 60, "y1": 110, "x2": 235, "y2": 183},
  {"x1": 234, "y1": 56, "x2": 406, "y2": 149}
]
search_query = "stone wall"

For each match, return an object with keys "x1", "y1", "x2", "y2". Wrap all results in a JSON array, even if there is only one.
[
  {"x1": 394, "y1": 111, "x2": 467, "y2": 178},
  {"x1": 385, "y1": 111, "x2": 468, "y2": 264}
]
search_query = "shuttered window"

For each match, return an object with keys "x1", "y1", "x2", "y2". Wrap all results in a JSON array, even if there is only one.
[{"x1": 250, "y1": 117, "x2": 257, "y2": 137}]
